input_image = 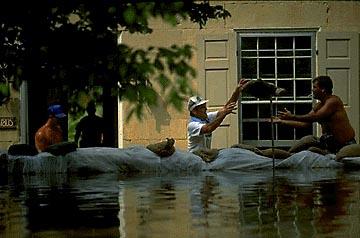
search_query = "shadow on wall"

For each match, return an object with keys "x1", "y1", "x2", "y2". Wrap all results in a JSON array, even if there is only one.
[{"x1": 148, "y1": 96, "x2": 170, "y2": 132}]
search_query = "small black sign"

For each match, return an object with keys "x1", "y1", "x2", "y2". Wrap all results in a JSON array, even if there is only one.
[{"x1": 0, "y1": 117, "x2": 16, "y2": 129}]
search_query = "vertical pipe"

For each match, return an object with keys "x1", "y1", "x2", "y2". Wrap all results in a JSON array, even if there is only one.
[
  {"x1": 20, "y1": 80, "x2": 29, "y2": 144},
  {"x1": 270, "y1": 96, "x2": 275, "y2": 172},
  {"x1": 117, "y1": 32, "x2": 124, "y2": 148}
]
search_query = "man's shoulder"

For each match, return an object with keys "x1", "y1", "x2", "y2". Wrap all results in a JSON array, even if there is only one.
[
  {"x1": 77, "y1": 116, "x2": 91, "y2": 126},
  {"x1": 327, "y1": 95, "x2": 344, "y2": 106}
]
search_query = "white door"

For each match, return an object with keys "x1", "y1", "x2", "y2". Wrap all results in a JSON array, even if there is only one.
[
  {"x1": 318, "y1": 32, "x2": 359, "y2": 141},
  {"x1": 197, "y1": 33, "x2": 238, "y2": 149}
]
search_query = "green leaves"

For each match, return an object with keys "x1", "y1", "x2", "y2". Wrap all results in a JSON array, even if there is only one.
[
  {"x1": 115, "y1": 43, "x2": 196, "y2": 120},
  {"x1": 188, "y1": 1, "x2": 231, "y2": 29},
  {"x1": 0, "y1": 0, "x2": 231, "y2": 120},
  {"x1": 123, "y1": 5, "x2": 137, "y2": 25},
  {"x1": 0, "y1": 80, "x2": 10, "y2": 105}
]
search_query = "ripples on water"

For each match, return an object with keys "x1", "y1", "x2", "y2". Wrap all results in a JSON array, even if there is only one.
[{"x1": 1, "y1": 169, "x2": 360, "y2": 238}]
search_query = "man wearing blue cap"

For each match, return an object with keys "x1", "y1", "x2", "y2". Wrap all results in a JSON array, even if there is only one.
[
  {"x1": 35, "y1": 104, "x2": 67, "y2": 152},
  {"x1": 187, "y1": 79, "x2": 249, "y2": 152}
]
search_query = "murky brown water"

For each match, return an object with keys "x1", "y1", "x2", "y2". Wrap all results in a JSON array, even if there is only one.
[{"x1": 1, "y1": 168, "x2": 360, "y2": 238}]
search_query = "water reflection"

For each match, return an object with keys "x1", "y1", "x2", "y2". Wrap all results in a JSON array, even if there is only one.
[{"x1": 1, "y1": 169, "x2": 360, "y2": 238}]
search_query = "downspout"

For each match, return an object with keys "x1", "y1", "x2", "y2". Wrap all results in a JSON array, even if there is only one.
[
  {"x1": 117, "y1": 32, "x2": 124, "y2": 148},
  {"x1": 20, "y1": 80, "x2": 29, "y2": 144}
]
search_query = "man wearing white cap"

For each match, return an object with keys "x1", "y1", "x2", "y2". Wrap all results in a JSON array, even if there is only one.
[{"x1": 187, "y1": 79, "x2": 249, "y2": 152}]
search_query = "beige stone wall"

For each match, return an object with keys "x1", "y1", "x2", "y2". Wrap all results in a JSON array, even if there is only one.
[
  {"x1": 121, "y1": 1, "x2": 360, "y2": 151},
  {"x1": 225, "y1": 1, "x2": 360, "y2": 31},
  {"x1": 0, "y1": 82, "x2": 20, "y2": 150},
  {"x1": 121, "y1": 5, "x2": 226, "y2": 150}
]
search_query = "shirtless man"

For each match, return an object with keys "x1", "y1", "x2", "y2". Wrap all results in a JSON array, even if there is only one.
[
  {"x1": 35, "y1": 104, "x2": 66, "y2": 152},
  {"x1": 274, "y1": 75, "x2": 356, "y2": 153}
]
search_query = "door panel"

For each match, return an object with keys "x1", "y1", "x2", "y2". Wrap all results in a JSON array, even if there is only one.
[
  {"x1": 205, "y1": 70, "x2": 228, "y2": 106},
  {"x1": 318, "y1": 32, "x2": 359, "y2": 141},
  {"x1": 198, "y1": 34, "x2": 238, "y2": 148}
]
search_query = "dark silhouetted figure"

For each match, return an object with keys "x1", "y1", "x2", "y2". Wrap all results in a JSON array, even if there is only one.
[{"x1": 75, "y1": 101, "x2": 104, "y2": 148}]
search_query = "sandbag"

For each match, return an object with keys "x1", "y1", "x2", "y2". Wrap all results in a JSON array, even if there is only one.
[
  {"x1": 45, "y1": 141, "x2": 77, "y2": 156},
  {"x1": 336, "y1": 144, "x2": 360, "y2": 160},
  {"x1": 230, "y1": 143, "x2": 264, "y2": 155},
  {"x1": 146, "y1": 138, "x2": 175, "y2": 157},
  {"x1": 307, "y1": 146, "x2": 329, "y2": 156},
  {"x1": 241, "y1": 78, "x2": 287, "y2": 99},
  {"x1": 288, "y1": 135, "x2": 320, "y2": 153},
  {"x1": 192, "y1": 148, "x2": 219, "y2": 163},
  {"x1": 262, "y1": 148, "x2": 291, "y2": 160},
  {"x1": 8, "y1": 144, "x2": 38, "y2": 156}
]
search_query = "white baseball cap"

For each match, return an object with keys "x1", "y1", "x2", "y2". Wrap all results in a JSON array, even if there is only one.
[{"x1": 188, "y1": 96, "x2": 209, "y2": 111}]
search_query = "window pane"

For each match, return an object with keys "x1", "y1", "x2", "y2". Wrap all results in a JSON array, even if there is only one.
[
  {"x1": 243, "y1": 122, "x2": 258, "y2": 140},
  {"x1": 295, "y1": 50, "x2": 311, "y2": 56},
  {"x1": 277, "y1": 58, "x2": 293, "y2": 78},
  {"x1": 277, "y1": 80, "x2": 293, "y2": 97},
  {"x1": 259, "y1": 122, "x2": 271, "y2": 140},
  {"x1": 241, "y1": 104, "x2": 257, "y2": 118},
  {"x1": 259, "y1": 104, "x2": 271, "y2": 118},
  {"x1": 295, "y1": 80, "x2": 312, "y2": 98},
  {"x1": 278, "y1": 51, "x2": 293, "y2": 57},
  {"x1": 259, "y1": 50, "x2": 275, "y2": 57},
  {"x1": 242, "y1": 51, "x2": 257, "y2": 57},
  {"x1": 295, "y1": 36, "x2": 311, "y2": 49},
  {"x1": 241, "y1": 58, "x2": 257, "y2": 79},
  {"x1": 278, "y1": 125, "x2": 295, "y2": 140},
  {"x1": 295, "y1": 103, "x2": 312, "y2": 115},
  {"x1": 295, "y1": 58, "x2": 311, "y2": 78},
  {"x1": 277, "y1": 37, "x2": 293, "y2": 49},
  {"x1": 241, "y1": 37, "x2": 257, "y2": 50},
  {"x1": 296, "y1": 127, "x2": 313, "y2": 139},
  {"x1": 259, "y1": 58, "x2": 275, "y2": 78},
  {"x1": 259, "y1": 37, "x2": 274, "y2": 49}
]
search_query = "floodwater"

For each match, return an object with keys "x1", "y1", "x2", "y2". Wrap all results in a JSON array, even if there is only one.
[{"x1": 1, "y1": 168, "x2": 360, "y2": 238}]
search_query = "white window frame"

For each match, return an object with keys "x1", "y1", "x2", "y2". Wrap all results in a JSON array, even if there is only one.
[{"x1": 236, "y1": 30, "x2": 317, "y2": 148}]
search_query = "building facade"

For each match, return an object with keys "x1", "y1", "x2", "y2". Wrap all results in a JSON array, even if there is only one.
[
  {"x1": 1, "y1": 1, "x2": 359, "y2": 151},
  {"x1": 121, "y1": 1, "x2": 360, "y2": 151}
]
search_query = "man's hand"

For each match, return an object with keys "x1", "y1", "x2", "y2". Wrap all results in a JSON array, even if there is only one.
[
  {"x1": 224, "y1": 102, "x2": 237, "y2": 114},
  {"x1": 277, "y1": 108, "x2": 294, "y2": 120},
  {"x1": 218, "y1": 102, "x2": 238, "y2": 117},
  {"x1": 237, "y1": 79, "x2": 250, "y2": 91},
  {"x1": 266, "y1": 116, "x2": 282, "y2": 124}
]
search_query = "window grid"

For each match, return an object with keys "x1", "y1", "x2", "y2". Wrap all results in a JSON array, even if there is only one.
[{"x1": 238, "y1": 33, "x2": 315, "y2": 148}]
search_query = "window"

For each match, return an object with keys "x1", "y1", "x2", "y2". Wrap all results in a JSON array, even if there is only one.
[{"x1": 237, "y1": 32, "x2": 316, "y2": 148}]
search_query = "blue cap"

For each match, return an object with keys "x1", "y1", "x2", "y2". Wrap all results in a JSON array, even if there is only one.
[{"x1": 47, "y1": 104, "x2": 66, "y2": 118}]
